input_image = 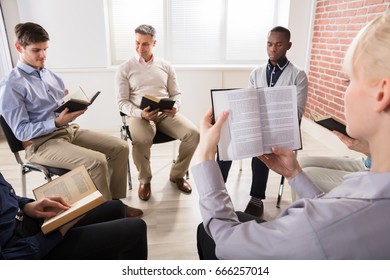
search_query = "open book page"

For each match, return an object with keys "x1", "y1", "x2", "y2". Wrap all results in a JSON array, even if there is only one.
[
  {"x1": 33, "y1": 165, "x2": 105, "y2": 234},
  {"x1": 258, "y1": 86, "x2": 301, "y2": 154},
  {"x1": 33, "y1": 165, "x2": 96, "y2": 203},
  {"x1": 212, "y1": 88, "x2": 264, "y2": 160},
  {"x1": 211, "y1": 86, "x2": 302, "y2": 161},
  {"x1": 63, "y1": 86, "x2": 88, "y2": 103}
]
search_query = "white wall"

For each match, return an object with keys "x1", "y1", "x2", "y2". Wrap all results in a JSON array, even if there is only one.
[
  {"x1": 1, "y1": 0, "x2": 315, "y2": 129},
  {"x1": 56, "y1": 67, "x2": 252, "y2": 129},
  {"x1": 0, "y1": 5, "x2": 12, "y2": 79}
]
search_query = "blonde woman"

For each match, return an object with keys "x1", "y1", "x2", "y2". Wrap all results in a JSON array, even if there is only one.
[{"x1": 194, "y1": 11, "x2": 390, "y2": 259}]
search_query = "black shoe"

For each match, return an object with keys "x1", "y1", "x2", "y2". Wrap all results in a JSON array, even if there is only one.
[{"x1": 244, "y1": 200, "x2": 264, "y2": 217}]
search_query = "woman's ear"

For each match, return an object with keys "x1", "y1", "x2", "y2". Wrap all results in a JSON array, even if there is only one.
[{"x1": 374, "y1": 78, "x2": 390, "y2": 112}]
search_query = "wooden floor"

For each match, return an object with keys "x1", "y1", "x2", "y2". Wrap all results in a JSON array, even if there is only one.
[{"x1": 0, "y1": 122, "x2": 344, "y2": 260}]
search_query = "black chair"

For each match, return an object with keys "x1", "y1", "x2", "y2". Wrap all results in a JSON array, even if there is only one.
[
  {"x1": 120, "y1": 111, "x2": 188, "y2": 190},
  {"x1": 0, "y1": 115, "x2": 69, "y2": 196}
]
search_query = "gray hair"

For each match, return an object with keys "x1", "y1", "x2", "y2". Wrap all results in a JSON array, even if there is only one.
[{"x1": 135, "y1": 24, "x2": 156, "y2": 39}]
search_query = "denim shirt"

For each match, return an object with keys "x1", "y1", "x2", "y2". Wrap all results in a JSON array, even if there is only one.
[{"x1": 0, "y1": 61, "x2": 66, "y2": 141}]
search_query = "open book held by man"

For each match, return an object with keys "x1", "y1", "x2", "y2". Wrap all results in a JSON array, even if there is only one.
[
  {"x1": 33, "y1": 165, "x2": 105, "y2": 234},
  {"x1": 139, "y1": 94, "x2": 176, "y2": 111},
  {"x1": 54, "y1": 87, "x2": 101, "y2": 113},
  {"x1": 211, "y1": 86, "x2": 302, "y2": 161}
]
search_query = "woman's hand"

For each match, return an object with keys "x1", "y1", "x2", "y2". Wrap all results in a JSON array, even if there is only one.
[
  {"x1": 198, "y1": 108, "x2": 229, "y2": 161},
  {"x1": 258, "y1": 147, "x2": 302, "y2": 180}
]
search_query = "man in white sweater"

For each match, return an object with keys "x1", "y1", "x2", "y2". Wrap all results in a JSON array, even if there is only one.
[{"x1": 115, "y1": 24, "x2": 199, "y2": 201}]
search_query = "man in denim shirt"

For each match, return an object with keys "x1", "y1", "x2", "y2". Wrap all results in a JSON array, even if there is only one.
[{"x1": 0, "y1": 22, "x2": 142, "y2": 217}]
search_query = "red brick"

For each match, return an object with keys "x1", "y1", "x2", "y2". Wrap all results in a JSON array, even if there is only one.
[{"x1": 307, "y1": 0, "x2": 390, "y2": 121}]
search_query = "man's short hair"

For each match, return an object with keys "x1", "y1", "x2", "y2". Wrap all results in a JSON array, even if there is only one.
[
  {"x1": 135, "y1": 24, "x2": 156, "y2": 39},
  {"x1": 14, "y1": 22, "x2": 50, "y2": 48},
  {"x1": 269, "y1": 26, "x2": 291, "y2": 42}
]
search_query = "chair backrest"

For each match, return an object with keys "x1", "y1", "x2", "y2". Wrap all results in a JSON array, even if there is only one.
[{"x1": 0, "y1": 115, "x2": 24, "y2": 153}]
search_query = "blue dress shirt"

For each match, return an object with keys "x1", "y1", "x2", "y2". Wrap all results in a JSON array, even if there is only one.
[{"x1": 0, "y1": 61, "x2": 66, "y2": 141}]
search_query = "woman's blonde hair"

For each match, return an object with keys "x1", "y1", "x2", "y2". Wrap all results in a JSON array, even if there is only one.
[{"x1": 343, "y1": 10, "x2": 390, "y2": 83}]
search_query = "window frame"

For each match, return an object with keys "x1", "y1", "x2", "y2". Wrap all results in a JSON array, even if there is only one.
[{"x1": 107, "y1": 0, "x2": 289, "y2": 66}]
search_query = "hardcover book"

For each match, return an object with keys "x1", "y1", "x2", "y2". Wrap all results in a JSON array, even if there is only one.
[
  {"x1": 54, "y1": 87, "x2": 101, "y2": 113},
  {"x1": 310, "y1": 112, "x2": 348, "y2": 137},
  {"x1": 140, "y1": 94, "x2": 175, "y2": 111},
  {"x1": 33, "y1": 165, "x2": 105, "y2": 234}
]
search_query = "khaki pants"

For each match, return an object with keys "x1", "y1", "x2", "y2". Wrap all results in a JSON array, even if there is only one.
[
  {"x1": 299, "y1": 156, "x2": 366, "y2": 193},
  {"x1": 127, "y1": 113, "x2": 199, "y2": 184},
  {"x1": 25, "y1": 124, "x2": 129, "y2": 200}
]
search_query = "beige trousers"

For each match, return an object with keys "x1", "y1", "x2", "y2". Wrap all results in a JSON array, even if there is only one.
[
  {"x1": 299, "y1": 156, "x2": 365, "y2": 193},
  {"x1": 25, "y1": 124, "x2": 129, "y2": 200},
  {"x1": 127, "y1": 113, "x2": 199, "y2": 184}
]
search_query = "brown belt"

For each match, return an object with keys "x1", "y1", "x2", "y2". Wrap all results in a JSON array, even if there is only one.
[{"x1": 22, "y1": 140, "x2": 32, "y2": 149}]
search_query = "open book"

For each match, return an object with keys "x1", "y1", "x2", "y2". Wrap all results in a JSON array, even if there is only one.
[
  {"x1": 54, "y1": 87, "x2": 101, "y2": 113},
  {"x1": 310, "y1": 112, "x2": 348, "y2": 137},
  {"x1": 211, "y1": 86, "x2": 302, "y2": 161},
  {"x1": 140, "y1": 94, "x2": 175, "y2": 111},
  {"x1": 33, "y1": 165, "x2": 105, "y2": 234}
]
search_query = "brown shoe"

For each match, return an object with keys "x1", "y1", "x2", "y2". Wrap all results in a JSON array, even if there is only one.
[
  {"x1": 170, "y1": 177, "x2": 192, "y2": 193},
  {"x1": 124, "y1": 204, "x2": 143, "y2": 218},
  {"x1": 244, "y1": 200, "x2": 264, "y2": 217},
  {"x1": 138, "y1": 183, "x2": 151, "y2": 201}
]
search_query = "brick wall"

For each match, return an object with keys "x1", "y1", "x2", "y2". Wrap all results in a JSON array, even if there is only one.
[{"x1": 305, "y1": 0, "x2": 390, "y2": 122}]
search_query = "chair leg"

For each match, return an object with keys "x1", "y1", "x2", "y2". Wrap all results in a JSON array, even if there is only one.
[
  {"x1": 127, "y1": 158, "x2": 132, "y2": 190},
  {"x1": 276, "y1": 176, "x2": 285, "y2": 208},
  {"x1": 172, "y1": 141, "x2": 177, "y2": 162},
  {"x1": 119, "y1": 123, "x2": 133, "y2": 190},
  {"x1": 21, "y1": 168, "x2": 27, "y2": 197},
  {"x1": 276, "y1": 150, "x2": 297, "y2": 208}
]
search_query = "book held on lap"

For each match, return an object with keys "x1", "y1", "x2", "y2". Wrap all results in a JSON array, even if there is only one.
[
  {"x1": 211, "y1": 86, "x2": 302, "y2": 161},
  {"x1": 140, "y1": 94, "x2": 175, "y2": 111},
  {"x1": 54, "y1": 86, "x2": 101, "y2": 113},
  {"x1": 310, "y1": 112, "x2": 349, "y2": 137},
  {"x1": 32, "y1": 165, "x2": 105, "y2": 234}
]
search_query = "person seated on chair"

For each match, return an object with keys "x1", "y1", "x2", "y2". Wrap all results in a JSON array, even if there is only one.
[
  {"x1": 194, "y1": 10, "x2": 390, "y2": 259},
  {"x1": 115, "y1": 24, "x2": 199, "y2": 201},
  {"x1": 0, "y1": 172, "x2": 147, "y2": 259},
  {"x1": 0, "y1": 22, "x2": 142, "y2": 218},
  {"x1": 299, "y1": 130, "x2": 371, "y2": 193},
  {"x1": 216, "y1": 26, "x2": 308, "y2": 218}
]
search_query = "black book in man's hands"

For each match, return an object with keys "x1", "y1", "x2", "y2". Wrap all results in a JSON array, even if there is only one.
[
  {"x1": 140, "y1": 94, "x2": 175, "y2": 111},
  {"x1": 54, "y1": 87, "x2": 101, "y2": 113},
  {"x1": 310, "y1": 112, "x2": 349, "y2": 137}
]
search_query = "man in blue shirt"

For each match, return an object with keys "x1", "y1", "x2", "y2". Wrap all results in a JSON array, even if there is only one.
[{"x1": 0, "y1": 22, "x2": 142, "y2": 217}]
